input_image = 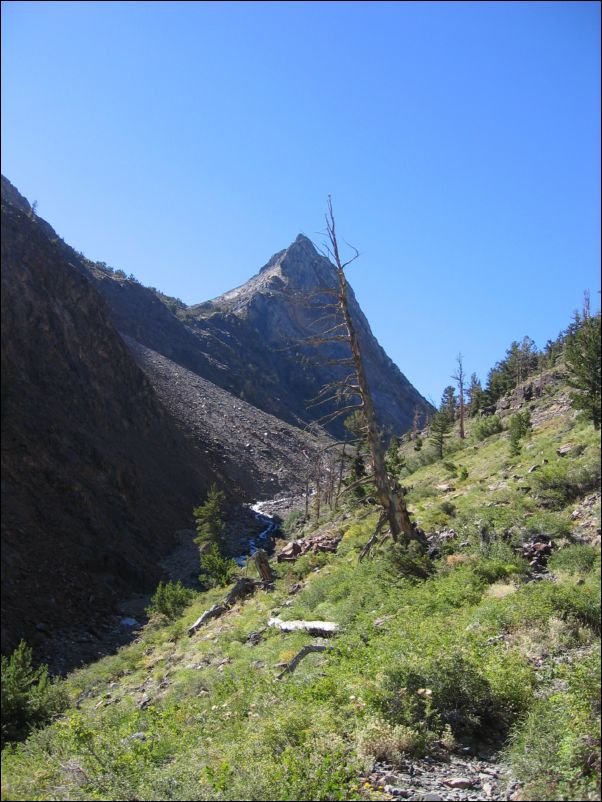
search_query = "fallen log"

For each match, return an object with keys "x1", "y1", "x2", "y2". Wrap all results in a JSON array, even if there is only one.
[
  {"x1": 188, "y1": 578, "x2": 260, "y2": 637},
  {"x1": 267, "y1": 616, "x2": 339, "y2": 637},
  {"x1": 187, "y1": 604, "x2": 227, "y2": 636},
  {"x1": 277, "y1": 644, "x2": 331, "y2": 679}
]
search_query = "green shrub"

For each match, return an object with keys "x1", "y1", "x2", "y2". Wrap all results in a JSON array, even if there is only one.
[
  {"x1": 439, "y1": 500, "x2": 456, "y2": 518},
  {"x1": 146, "y1": 580, "x2": 195, "y2": 621},
  {"x1": 1, "y1": 641, "x2": 67, "y2": 747},
  {"x1": 532, "y1": 458, "x2": 601, "y2": 509},
  {"x1": 507, "y1": 650, "x2": 601, "y2": 801},
  {"x1": 384, "y1": 542, "x2": 435, "y2": 580},
  {"x1": 508, "y1": 410, "x2": 532, "y2": 456},
  {"x1": 282, "y1": 509, "x2": 305, "y2": 537},
  {"x1": 380, "y1": 651, "x2": 522, "y2": 738},
  {"x1": 473, "y1": 557, "x2": 522, "y2": 584},
  {"x1": 473, "y1": 415, "x2": 504, "y2": 441},
  {"x1": 199, "y1": 544, "x2": 238, "y2": 588},
  {"x1": 549, "y1": 545, "x2": 600, "y2": 576},
  {"x1": 358, "y1": 717, "x2": 432, "y2": 765}
]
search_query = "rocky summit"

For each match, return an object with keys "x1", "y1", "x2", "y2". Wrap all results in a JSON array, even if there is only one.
[{"x1": 78, "y1": 231, "x2": 432, "y2": 439}]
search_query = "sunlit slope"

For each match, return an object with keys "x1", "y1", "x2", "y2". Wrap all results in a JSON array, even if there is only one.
[{"x1": 2, "y1": 370, "x2": 600, "y2": 802}]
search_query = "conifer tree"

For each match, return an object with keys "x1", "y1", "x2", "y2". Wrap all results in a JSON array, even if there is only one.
[
  {"x1": 193, "y1": 484, "x2": 226, "y2": 548},
  {"x1": 564, "y1": 302, "x2": 601, "y2": 429},
  {"x1": 430, "y1": 410, "x2": 452, "y2": 459},
  {"x1": 440, "y1": 386, "x2": 456, "y2": 421},
  {"x1": 467, "y1": 372, "x2": 484, "y2": 417}
]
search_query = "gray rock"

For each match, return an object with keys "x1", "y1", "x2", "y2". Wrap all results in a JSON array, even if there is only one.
[
  {"x1": 384, "y1": 786, "x2": 412, "y2": 799},
  {"x1": 445, "y1": 777, "x2": 477, "y2": 789}
]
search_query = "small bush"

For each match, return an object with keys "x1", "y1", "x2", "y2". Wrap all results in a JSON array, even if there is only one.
[
  {"x1": 532, "y1": 458, "x2": 601, "y2": 509},
  {"x1": 439, "y1": 500, "x2": 456, "y2": 517},
  {"x1": 1, "y1": 641, "x2": 67, "y2": 747},
  {"x1": 508, "y1": 410, "x2": 532, "y2": 456},
  {"x1": 473, "y1": 558, "x2": 522, "y2": 584},
  {"x1": 473, "y1": 415, "x2": 504, "y2": 441},
  {"x1": 549, "y1": 545, "x2": 600, "y2": 576},
  {"x1": 385, "y1": 542, "x2": 435, "y2": 580},
  {"x1": 381, "y1": 653, "x2": 497, "y2": 737},
  {"x1": 507, "y1": 650, "x2": 601, "y2": 801},
  {"x1": 146, "y1": 580, "x2": 194, "y2": 621},
  {"x1": 199, "y1": 544, "x2": 238, "y2": 588},
  {"x1": 358, "y1": 717, "x2": 431, "y2": 765},
  {"x1": 380, "y1": 647, "x2": 532, "y2": 741},
  {"x1": 442, "y1": 461, "x2": 457, "y2": 476}
]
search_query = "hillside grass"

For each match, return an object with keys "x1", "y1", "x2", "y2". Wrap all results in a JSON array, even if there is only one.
[{"x1": 2, "y1": 381, "x2": 600, "y2": 801}]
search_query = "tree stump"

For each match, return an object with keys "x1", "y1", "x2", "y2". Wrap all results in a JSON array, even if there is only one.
[{"x1": 253, "y1": 549, "x2": 274, "y2": 582}]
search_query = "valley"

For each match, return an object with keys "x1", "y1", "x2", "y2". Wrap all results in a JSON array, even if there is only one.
[{"x1": 1, "y1": 175, "x2": 599, "y2": 801}]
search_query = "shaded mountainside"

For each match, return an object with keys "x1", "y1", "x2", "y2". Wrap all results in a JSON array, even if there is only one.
[
  {"x1": 0, "y1": 175, "x2": 331, "y2": 670},
  {"x1": 74, "y1": 230, "x2": 431, "y2": 438},
  {"x1": 1, "y1": 189, "x2": 220, "y2": 660}
]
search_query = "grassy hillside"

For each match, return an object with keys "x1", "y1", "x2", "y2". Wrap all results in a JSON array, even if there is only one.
[{"x1": 2, "y1": 372, "x2": 600, "y2": 801}]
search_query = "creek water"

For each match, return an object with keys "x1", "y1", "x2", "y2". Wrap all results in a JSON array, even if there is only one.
[{"x1": 234, "y1": 502, "x2": 277, "y2": 566}]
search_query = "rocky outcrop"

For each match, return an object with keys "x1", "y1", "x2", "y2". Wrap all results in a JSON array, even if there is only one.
[{"x1": 191, "y1": 234, "x2": 433, "y2": 438}]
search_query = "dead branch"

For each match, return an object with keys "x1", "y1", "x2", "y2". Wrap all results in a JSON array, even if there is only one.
[
  {"x1": 277, "y1": 644, "x2": 332, "y2": 679},
  {"x1": 359, "y1": 510, "x2": 388, "y2": 560}
]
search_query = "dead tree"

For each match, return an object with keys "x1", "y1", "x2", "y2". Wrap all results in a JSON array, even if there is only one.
[
  {"x1": 411, "y1": 404, "x2": 421, "y2": 440},
  {"x1": 452, "y1": 353, "x2": 466, "y2": 440},
  {"x1": 253, "y1": 549, "x2": 275, "y2": 583},
  {"x1": 305, "y1": 198, "x2": 424, "y2": 554}
]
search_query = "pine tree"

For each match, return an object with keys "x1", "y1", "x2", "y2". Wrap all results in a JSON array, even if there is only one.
[
  {"x1": 193, "y1": 485, "x2": 226, "y2": 548},
  {"x1": 440, "y1": 386, "x2": 456, "y2": 421},
  {"x1": 564, "y1": 305, "x2": 601, "y2": 429},
  {"x1": 467, "y1": 373, "x2": 484, "y2": 417},
  {"x1": 430, "y1": 410, "x2": 452, "y2": 459}
]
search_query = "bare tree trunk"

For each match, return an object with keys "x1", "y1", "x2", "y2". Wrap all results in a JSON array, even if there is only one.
[
  {"x1": 314, "y1": 460, "x2": 322, "y2": 520},
  {"x1": 411, "y1": 404, "x2": 420, "y2": 440},
  {"x1": 335, "y1": 442, "x2": 346, "y2": 506},
  {"x1": 325, "y1": 198, "x2": 416, "y2": 545},
  {"x1": 453, "y1": 353, "x2": 466, "y2": 440}
]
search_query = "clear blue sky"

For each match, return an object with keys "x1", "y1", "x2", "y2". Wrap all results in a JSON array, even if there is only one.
[{"x1": 2, "y1": 1, "x2": 600, "y2": 403}]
